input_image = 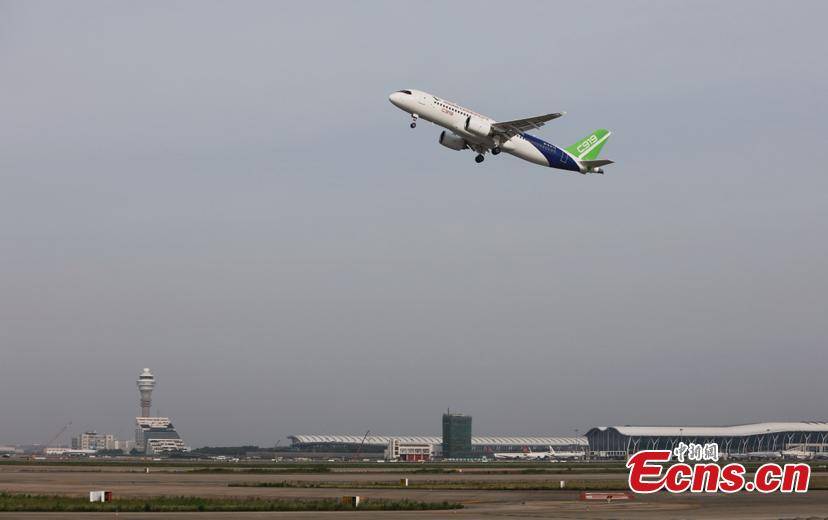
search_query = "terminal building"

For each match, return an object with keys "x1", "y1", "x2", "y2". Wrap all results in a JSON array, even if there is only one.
[
  {"x1": 289, "y1": 435, "x2": 588, "y2": 459},
  {"x1": 292, "y1": 408, "x2": 586, "y2": 460},
  {"x1": 586, "y1": 422, "x2": 828, "y2": 458},
  {"x1": 0, "y1": 446, "x2": 17, "y2": 456},
  {"x1": 291, "y1": 422, "x2": 828, "y2": 461}
]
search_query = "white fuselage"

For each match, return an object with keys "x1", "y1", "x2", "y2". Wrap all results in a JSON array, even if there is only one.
[
  {"x1": 494, "y1": 450, "x2": 551, "y2": 461},
  {"x1": 388, "y1": 89, "x2": 573, "y2": 169},
  {"x1": 494, "y1": 447, "x2": 585, "y2": 461},
  {"x1": 781, "y1": 449, "x2": 814, "y2": 460}
]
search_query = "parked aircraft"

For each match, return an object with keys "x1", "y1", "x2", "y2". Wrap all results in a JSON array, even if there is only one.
[{"x1": 494, "y1": 447, "x2": 584, "y2": 461}]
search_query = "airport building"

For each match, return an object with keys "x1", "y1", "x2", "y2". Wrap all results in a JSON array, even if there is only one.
[
  {"x1": 0, "y1": 446, "x2": 16, "y2": 456},
  {"x1": 289, "y1": 435, "x2": 588, "y2": 458},
  {"x1": 291, "y1": 411, "x2": 585, "y2": 459},
  {"x1": 385, "y1": 438, "x2": 433, "y2": 461},
  {"x1": 113, "y1": 439, "x2": 135, "y2": 452},
  {"x1": 291, "y1": 422, "x2": 828, "y2": 460},
  {"x1": 133, "y1": 368, "x2": 187, "y2": 454},
  {"x1": 442, "y1": 412, "x2": 472, "y2": 458},
  {"x1": 586, "y1": 422, "x2": 828, "y2": 458},
  {"x1": 71, "y1": 432, "x2": 115, "y2": 451},
  {"x1": 135, "y1": 417, "x2": 187, "y2": 454},
  {"x1": 137, "y1": 368, "x2": 156, "y2": 417}
]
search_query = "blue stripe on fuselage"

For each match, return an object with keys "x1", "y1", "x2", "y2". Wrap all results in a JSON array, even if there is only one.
[{"x1": 521, "y1": 133, "x2": 580, "y2": 171}]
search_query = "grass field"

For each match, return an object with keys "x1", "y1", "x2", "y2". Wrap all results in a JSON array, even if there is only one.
[
  {"x1": 228, "y1": 479, "x2": 631, "y2": 491},
  {"x1": 4, "y1": 458, "x2": 826, "y2": 473},
  {"x1": 187, "y1": 466, "x2": 332, "y2": 474},
  {"x1": 225, "y1": 475, "x2": 828, "y2": 492},
  {"x1": 0, "y1": 493, "x2": 463, "y2": 512},
  {"x1": 0, "y1": 459, "x2": 630, "y2": 471}
]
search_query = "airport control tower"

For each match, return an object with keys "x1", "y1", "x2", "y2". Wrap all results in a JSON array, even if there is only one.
[{"x1": 137, "y1": 368, "x2": 156, "y2": 417}]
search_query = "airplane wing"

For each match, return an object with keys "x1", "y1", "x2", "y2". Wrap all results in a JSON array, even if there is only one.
[{"x1": 491, "y1": 112, "x2": 565, "y2": 137}]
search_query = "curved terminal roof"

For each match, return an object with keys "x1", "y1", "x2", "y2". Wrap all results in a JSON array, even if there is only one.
[
  {"x1": 290, "y1": 435, "x2": 587, "y2": 446},
  {"x1": 587, "y1": 422, "x2": 828, "y2": 437}
]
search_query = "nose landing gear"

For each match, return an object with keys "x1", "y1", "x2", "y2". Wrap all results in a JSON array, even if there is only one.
[{"x1": 410, "y1": 114, "x2": 418, "y2": 129}]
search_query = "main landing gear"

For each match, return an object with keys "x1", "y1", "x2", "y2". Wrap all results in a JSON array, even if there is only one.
[
  {"x1": 475, "y1": 154, "x2": 485, "y2": 163},
  {"x1": 491, "y1": 146, "x2": 501, "y2": 155}
]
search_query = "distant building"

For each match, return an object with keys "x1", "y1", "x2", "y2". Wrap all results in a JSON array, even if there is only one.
[
  {"x1": 135, "y1": 417, "x2": 187, "y2": 454},
  {"x1": 586, "y1": 422, "x2": 828, "y2": 458},
  {"x1": 133, "y1": 368, "x2": 186, "y2": 454},
  {"x1": 385, "y1": 438, "x2": 433, "y2": 461},
  {"x1": 289, "y1": 435, "x2": 587, "y2": 457},
  {"x1": 442, "y1": 412, "x2": 472, "y2": 458},
  {"x1": 113, "y1": 439, "x2": 134, "y2": 452},
  {"x1": 74, "y1": 432, "x2": 115, "y2": 451}
]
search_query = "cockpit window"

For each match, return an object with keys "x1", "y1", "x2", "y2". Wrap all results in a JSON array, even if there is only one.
[{"x1": 398, "y1": 90, "x2": 412, "y2": 95}]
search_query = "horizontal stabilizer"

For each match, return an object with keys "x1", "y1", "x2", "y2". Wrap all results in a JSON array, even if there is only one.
[{"x1": 580, "y1": 159, "x2": 614, "y2": 168}]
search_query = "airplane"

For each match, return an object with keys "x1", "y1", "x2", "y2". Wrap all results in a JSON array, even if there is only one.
[
  {"x1": 494, "y1": 447, "x2": 585, "y2": 461},
  {"x1": 745, "y1": 451, "x2": 783, "y2": 459},
  {"x1": 493, "y1": 447, "x2": 549, "y2": 461},
  {"x1": 547, "y1": 448, "x2": 587, "y2": 460},
  {"x1": 388, "y1": 89, "x2": 613, "y2": 173},
  {"x1": 781, "y1": 448, "x2": 814, "y2": 460}
]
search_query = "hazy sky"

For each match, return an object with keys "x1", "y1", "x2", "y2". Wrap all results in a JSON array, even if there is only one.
[{"x1": 1, "y1": 1, "x2": 826, "y2": 447}]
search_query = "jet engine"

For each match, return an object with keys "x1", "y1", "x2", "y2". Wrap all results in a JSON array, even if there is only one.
[
  {"x1": 438, "y1": 130, "x2": 467, "y2": 151},
  {"x1": 464, "y1": 116, "x2": 492, "y2": 137}
]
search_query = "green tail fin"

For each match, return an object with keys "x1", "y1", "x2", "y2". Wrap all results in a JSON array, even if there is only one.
[{"x1": 565, "y1": 129, "x2": 611, "y2": 161}]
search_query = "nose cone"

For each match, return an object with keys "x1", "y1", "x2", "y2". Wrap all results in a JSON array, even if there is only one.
[{"x1": 388, "y1": 91, "x2": 404, "y2": 108}]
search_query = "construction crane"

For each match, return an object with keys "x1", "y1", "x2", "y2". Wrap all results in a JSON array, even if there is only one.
[
  {"x1": 354, "y1": 430, "x2": 371, "y2": 460},
  {"x1": 42, "y1": 422, "x2": 71, "y2": 454}
]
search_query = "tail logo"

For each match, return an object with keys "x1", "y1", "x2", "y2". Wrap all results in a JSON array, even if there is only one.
[{"x1": 576, "y1": 134, "x2": 599, "y2": 154}]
